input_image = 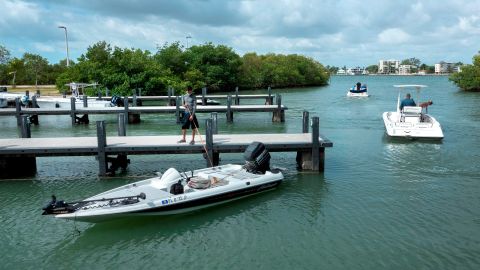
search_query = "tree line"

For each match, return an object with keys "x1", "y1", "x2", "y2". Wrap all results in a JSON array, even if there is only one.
[
  {"x1": 0, "y1": 42, "x2": 330, "y2": 96},
  {"x1": 449, "y1": 52, "x2": 480, "y2": 91}
]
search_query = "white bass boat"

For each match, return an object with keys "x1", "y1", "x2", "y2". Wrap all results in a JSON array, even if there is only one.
[{"x1": 42, "y1": 142, "x2": 283, "y2": 223}]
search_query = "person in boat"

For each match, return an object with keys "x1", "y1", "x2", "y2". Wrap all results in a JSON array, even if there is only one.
[
  {"x1": 178, "y1": 86, "x2": 199, "y2": 145},
  {"x1": 399, "y1": 93, "x2": 416, "y2": 111},
  {"x1": 356, "y1": 82, "x2": 361, "y2": 91}
]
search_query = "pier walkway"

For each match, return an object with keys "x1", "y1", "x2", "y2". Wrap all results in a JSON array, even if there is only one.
[{"x1": 0, "y1": 114, "x2": 331, "y2": 178}]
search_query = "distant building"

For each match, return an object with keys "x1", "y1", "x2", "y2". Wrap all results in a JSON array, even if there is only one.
[
  {"x1": 337, "y1": 67, "x2": 367, "y2": 75},
  {"x1": 435, "y1": 61, "x2": 460, "y2": 74},
  {"x1": 378, "y1": 60, "x2": 400, "y2": 74},
  {"x1": 398, "y1": 65, "x2": 417, "y2": 75},
  {"x1": 337, "y1": 68, "x2": 347, "y2": 75},
  {"x1": 417, "y1": 70, "x2": 427, "y2": 75},
  {"x1": 348, "y1": 67, "x2": 367, "y2": 75}
]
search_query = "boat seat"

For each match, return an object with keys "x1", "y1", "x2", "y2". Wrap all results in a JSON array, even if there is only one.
[{"x1": 402, "y1": 106, "x2": 422, "y2": 115}]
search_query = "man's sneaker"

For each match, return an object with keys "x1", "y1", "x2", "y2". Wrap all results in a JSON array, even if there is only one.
[
  {"x1": 189, "y1": 140, "x2": 195, "y2": 145},
  {"x1": 177, "y1": 139, "x2": 186, "y2": 143}
]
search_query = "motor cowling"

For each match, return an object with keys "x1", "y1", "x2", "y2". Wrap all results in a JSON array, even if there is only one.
[
  {"x1": 243, "y1": 141, "x2": 270, "y2": 174},
  {"x1": 42, "y1": 195, "x2": 75, "y2": 215}
]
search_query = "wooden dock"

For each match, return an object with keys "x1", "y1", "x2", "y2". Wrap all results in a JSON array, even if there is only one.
[
  {"x1": 96, "y1": 86, "x2": 276, "y2": 105},
  {"x1": 0, "y1": 114, "x2": 332, "y2": 178},
  {"x1": 0, "y1": 94, "x2": 287, "y2": 124}
]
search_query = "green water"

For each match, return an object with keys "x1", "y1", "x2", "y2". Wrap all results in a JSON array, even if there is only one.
[{"x1": 1, "y1": 76, "x2": 479, "y2": 269}]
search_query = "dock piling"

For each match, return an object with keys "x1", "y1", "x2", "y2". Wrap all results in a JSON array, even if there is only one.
[
  {"x1": 272, "y1": 94, "x2": 284, "y2": 122},
  {"x1": 32, "y1": 95, "x2": 37, "y2": 108},
  {"x1": 211, "y1": 112, "x2": 218, "y2": 134},
  {"x1": 226, "y1": 95, "x2": 233, "y2": 122},
  {"x1": 21, "y1": 116, "x2": 31, "y2": 138},
  {"x1": 70, "y1": 97, "x2": 76, "y2": 125},
  {"x1": 118, "y1": 113, "x2": 126, "y2": 136},
  {"x1": 302, "y1": 111, "x2": 309, "y2": 133},
  {"x1": 311, "y1": 117, "x2": 320, "y2": 171},
  {"x1": 15, "y1": 97, "x2": 21, "y2": 127},
  {"x1": 235, "y1": 87, "x2": 240, "y2": 105},
  {"x1": 266, "y1": 86, "x2": 273, "y2": 105},
  {"x1": 96, "y1": 121, "x2": 108, "y2": 176},
  {"x1": 83, "y1": 96, "x2": 88, "y2": 107},
  {"x1": 205, "y1": 119, "x2": 219, "y2": 166},
  {"x1": 296, "y1": 115, "x2": 324, "y2": 171},
  {"x1": 202, "y1": 87, "x2": 207, "y2": 106}
]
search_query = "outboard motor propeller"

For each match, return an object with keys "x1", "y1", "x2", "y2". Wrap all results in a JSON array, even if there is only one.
[{"x1": 243, "y1": 141, "x2": 271, "y2": 174}]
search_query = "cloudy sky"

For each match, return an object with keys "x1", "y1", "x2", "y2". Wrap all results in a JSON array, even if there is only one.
[{"x1": 1, "y1": 0, "x2": 479, "y2": 67}]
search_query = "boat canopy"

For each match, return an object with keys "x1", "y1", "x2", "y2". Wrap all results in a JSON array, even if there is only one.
[{"x1": 393, "y1": 85, "x2": 427, "y2": 88}]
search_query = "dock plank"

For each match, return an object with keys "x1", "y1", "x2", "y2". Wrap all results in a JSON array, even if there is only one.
[
  {"x1": 0, "y1": 105, "x2": 287, "y2": 116},
  {"x1": 0, "y1": 133, "x2": 331, "y2": 156}
]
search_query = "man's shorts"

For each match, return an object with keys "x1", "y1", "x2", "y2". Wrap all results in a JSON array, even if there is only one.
[{"x1": 181, "y1": 113, "x2": 199, "y2": 129}]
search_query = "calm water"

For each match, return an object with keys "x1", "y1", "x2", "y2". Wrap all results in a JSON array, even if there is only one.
[{"x1": 1, "y1": 76, "x2": 479, "y2": 269}]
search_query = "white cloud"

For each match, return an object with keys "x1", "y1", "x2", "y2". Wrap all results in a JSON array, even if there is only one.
[
  {"x1": 378, "y1": 28, "x2": 411, "y2": 44},
  {"x1": 0, "y1": 0, "x2": 40, "y2": 24},
  {"x1": 2, "y1": 0, "x2": 480, "y2": 66},
  {"x1": 33, "y1": 42, "x2": 54, "y2": 52}
]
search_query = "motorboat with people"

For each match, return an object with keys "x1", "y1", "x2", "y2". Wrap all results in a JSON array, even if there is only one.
[
  {"x1": 382, "y1": 85, "x2": 443, "y2": 139},
  {"x1": 42, "y1": 142, "x2": 284, "y2": 223},
  {"x1": 347, "y1": 82, "x2": 368, "y2": 97},
  {"x1": 347, "y1": 82, "x2": 369, "y2": 97},
  {"x1": 35, "y1": 82, "x2": 120, "y2": 108}
]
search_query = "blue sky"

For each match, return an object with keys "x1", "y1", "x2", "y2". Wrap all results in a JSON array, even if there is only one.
[{"x1": 1, "y1": 0, "x2": 479, "y2": 67}]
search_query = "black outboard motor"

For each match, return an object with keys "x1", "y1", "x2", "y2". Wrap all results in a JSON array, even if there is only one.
[
  {"x1": 244, "y1": 141, "x2": 271, "y2": 174},
  {"x1": 42, "y1": 195, "x2": 75, "y2": 215},
  {"x1": 110, "y1": 95, "x2": 124, "y2": 107}
]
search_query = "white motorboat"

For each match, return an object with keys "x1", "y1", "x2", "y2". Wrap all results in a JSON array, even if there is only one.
[
  {"x1": 0, "y1": 91, "x2": 22, "y2": 107},
  {"x1": 196, "y1": 98, "x2": 221, "y2": 105},
  {"x1": 36, "y1": 82, "x2": 117, "y2": 109},
  {"x1": 0, "y1": 83, "x2": 119, "y2": 109},
  {"x1": 36, "y1": 96, "x2": 117, "y2": 109},
  {"x1": 382, "y1": 85, "x2": 443, "y2": 139},
  {"x1": 347, "y1": 84, "x2": 369, "y2": 97},
  {"x1": 42, "y1": 142, "x2": 284, "y2": 223}
]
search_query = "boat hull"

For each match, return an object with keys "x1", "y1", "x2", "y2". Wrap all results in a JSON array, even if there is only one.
[
  {"x1": 383, "y1": 111, "x2": 444, "y2": 139},
  {"x1": 36, "y1": 97, "x2": 113, "y2": 109},
  {"x1": 53, "y1": 165, "x2": 284, "y2": 223},
  {"x1": 347, "y1": 91, "x2": 369, "y2": 97}
]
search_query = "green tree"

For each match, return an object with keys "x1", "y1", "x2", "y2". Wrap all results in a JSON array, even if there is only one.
[
  {"x1": 238, "y1": 53, "x2": 329, "y2": 89},
  {"x1": 155, "y1": 42, "x2": 187, "y2": 75},
  {"x1": 23, "y1": 53, "x2": 50, "y2": 86},
  {"x1": 449, "y1": 53, "x2": 480, "y2": 91},
  {"x1": 183, "y1": 43, "x2": 241, "y2": 91},
  {"x1": 0, "y1": 45, "x2": 11, "y2": 65},
  {"x1": 401, "y1": 57, "x2": 421, "y2": 66},
  {"x1": 365, "y1": 65, "x2": 378, "y2": 74}
]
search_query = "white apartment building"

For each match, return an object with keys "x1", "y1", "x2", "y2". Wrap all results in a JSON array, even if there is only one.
[
  {"x1": 435, "y1": 61, "x2": 460, "y2": 74},
  {"x1": 398, "y1": 65, "x2": 417, "y2": 75},
  {"x1": 378, "y1": 60, "x2": 400, "y2": 74}
]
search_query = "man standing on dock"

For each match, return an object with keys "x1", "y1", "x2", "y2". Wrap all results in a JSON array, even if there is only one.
[{"x1": 178, "y1": 86, "x2": 199, "y2": 145}]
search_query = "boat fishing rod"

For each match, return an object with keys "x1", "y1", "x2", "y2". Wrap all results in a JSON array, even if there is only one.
[{"x1": 61, "y1": 192, "x2": 146, "y2": 205}]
